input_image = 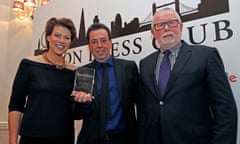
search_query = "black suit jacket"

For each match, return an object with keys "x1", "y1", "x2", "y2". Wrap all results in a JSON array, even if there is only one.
[
  {"x1": 73, "y1": 58, "x2": 139, "y2": 144},
  {"x1": 138, "y1": 41, "x2": 237, "y2": 144}
]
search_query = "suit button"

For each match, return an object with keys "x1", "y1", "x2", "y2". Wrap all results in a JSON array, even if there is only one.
[{"x1": 159, "y1": 101, "x2": 164, "y2": 105}]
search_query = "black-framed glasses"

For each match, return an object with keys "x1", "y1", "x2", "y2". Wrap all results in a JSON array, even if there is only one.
[{"x1": 153, "y1": 19, "x2": 179, "y2": 31}]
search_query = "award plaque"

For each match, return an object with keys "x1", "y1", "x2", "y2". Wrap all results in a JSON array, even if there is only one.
[{"x1": 73, "y1": 67, "x2": 95, "y2": 94}]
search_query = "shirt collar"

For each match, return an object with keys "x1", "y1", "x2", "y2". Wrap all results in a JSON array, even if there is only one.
[
  {"x1": 160, "y1": 42, "x2": 182, "y2": 56},
  {"x1": 94, "y1": 56, "x2": 113, "y2": 69}
]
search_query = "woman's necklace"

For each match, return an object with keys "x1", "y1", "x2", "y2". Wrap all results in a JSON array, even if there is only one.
[{"x1": 44, "y1": 53, "x2": 65, "y2": 69}]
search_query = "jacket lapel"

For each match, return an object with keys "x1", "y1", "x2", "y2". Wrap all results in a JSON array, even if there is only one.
[
  {"x1": 146, "y1": 51, "x2": 162, "y2": 100},
  {"x1": 112, "y1": 59, "x2": 123, "y2": 102}
]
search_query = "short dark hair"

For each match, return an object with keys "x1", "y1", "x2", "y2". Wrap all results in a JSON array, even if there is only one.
[
  {"x1": 86, "y1": 23, "x2": 112, "y2": 43},
  {"x1": 45, "y1": 17, "x2": 76, "y2": 49}
]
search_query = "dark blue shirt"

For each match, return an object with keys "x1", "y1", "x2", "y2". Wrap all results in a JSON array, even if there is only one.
[{"x1": 95, "y1": 56, "x2": 126, "y2": 134}]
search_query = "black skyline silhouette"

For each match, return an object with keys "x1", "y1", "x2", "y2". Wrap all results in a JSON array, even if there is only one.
[{"x1": 35, "y1": 0, "x2": 229, "y2": 55}]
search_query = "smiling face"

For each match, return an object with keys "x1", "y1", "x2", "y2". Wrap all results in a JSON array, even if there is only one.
[
  {"x1": 151, "y1": 9, "x2": 183, "y2": 51},
  {"x1": 47, "y1": 25, "x2": 71, "y2": 56},
  {"x1": 88, "y1": 28, "x2": 112, "y2": 63}
]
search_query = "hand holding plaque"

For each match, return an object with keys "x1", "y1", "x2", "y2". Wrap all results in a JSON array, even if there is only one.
[{"x1": 73, "y1": 67, "x2": 95, "y2": 94}]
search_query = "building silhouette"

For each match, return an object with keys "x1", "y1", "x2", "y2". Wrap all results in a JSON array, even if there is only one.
[{"x1": 35, "y1": 0, "x2": 229, "y2": 55}]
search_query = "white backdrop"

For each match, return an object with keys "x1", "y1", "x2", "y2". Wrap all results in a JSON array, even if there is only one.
[{"x1": 32, "y1": 0, "x2": 240, "y2": 143}]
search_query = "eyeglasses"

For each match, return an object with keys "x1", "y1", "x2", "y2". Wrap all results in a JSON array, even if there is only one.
[
  {"x1": 90, "y1": 38, "x2": 109, "y2": 45},
  {"x1": 153, "y1": 20, "x2": 179, "y2": 31}
]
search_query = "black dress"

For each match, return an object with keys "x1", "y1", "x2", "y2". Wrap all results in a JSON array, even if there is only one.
[{"x1": 8, "y1": 59, "x2": 75, "y2": 144}]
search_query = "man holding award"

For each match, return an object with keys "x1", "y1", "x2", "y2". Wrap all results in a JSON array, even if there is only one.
[{"x1": 72, "y1": 23, "x2": 139, "y2": 144}]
